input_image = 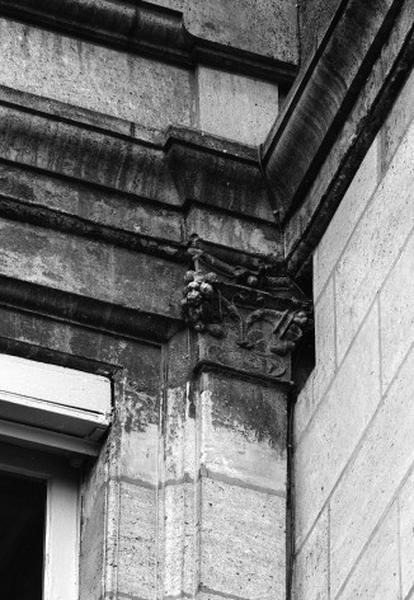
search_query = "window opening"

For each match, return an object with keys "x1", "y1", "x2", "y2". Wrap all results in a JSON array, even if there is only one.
[{"x1": 0, "y1": 471, "x2": 46, "y2": 600}]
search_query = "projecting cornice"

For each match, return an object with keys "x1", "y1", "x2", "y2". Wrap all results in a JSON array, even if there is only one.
[
  {"x1": 261, "y1": 0, "x2": 404, "y2": 224},
  {"x1": 260, "y1": 0, "x2": 414, "y2": 279},
  {"x1": 0, "y1": 0, "x2": 296, "y2": 85},
  {"x1": 0, "y1": 84, "x2": 273, "y2": 225}
]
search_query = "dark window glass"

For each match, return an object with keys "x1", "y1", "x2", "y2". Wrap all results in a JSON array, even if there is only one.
[{"x1": 0, "y1": 472, "x2": 46, "y2": 600}]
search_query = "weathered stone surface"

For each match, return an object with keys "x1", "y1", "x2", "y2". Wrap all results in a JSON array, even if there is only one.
[
  {"x1": 293, "y1": 508, "x2": 329, "y2": 600},
  {"x1": 330, "y1": 345, "x2": 414, "y2": 597},
  {"x1": 167, "y1": 128, "x2": 274, "y2": 221},
  {"x1": 118, "y1": 481, "x2": 157, "y2": 599},
  {"x1": 0, "y1": 218, "x2": 184, "y2": 318},
  {"x1": 79, "y1": 481, "x2": 105, "y2": 600},
  {"x1": 161, "y1": 482, "x2": 198, "y2": 597},
  {"x1": 156, "y1": 0, "x2": 298, "y2": 63},
  {"x1": 399, "y1": 469, "x2": 414, "y2": 598},
  {"x1": 313, "y1": 275, "x2": 336, "y2": 399},
  {"x1": 0, "y1": 88, "x2": 276, "y2": 224},
  {"x1": 379, "y1": 228, "x2": 414, "y2": 391},
  {"x1": 163, "y1": 385, "x2": 197, "y2": 482},
  {"x1": 314, "y1": 138, "x2": 379, "y2": 299},
  {"x1": 282, "y1": 0, "x2": 414, "y2": 275},
  {"x1": 197, "y1": 66, "x2": 279, "y2": 145},
  {"x1": 0, "y1": 162, "x2": 183, "y2": 242},
  {"x1": 293, "y1": 370, "x2": 315, "y2": 443},
  {"x1": 120, "y1": 425, "x2": 159, "y2": 484},
  {"x1": 198, "y1": 374, "x2": 287, "y2": 493},
  {"x1": 339, "y1": 504, "x2": 400, "y2": 600},
  {"x1": 200, "y1": 477, "x2": 285, "y2": 599},
  {"x1": 299, "y1": 0, "x2": 342, "y2": 66},
  {"x1": 80, "y1": 449, "x2": 109, "y2": 600},
  {"x1": 335, "y1": 118, "x2": 414, "y2": 362},
  {"x1": 196, "y1": 299, "x2": 302, "y2": 383},
  {"x1": 295, "y1": 302, "x2": 380, "y2": 544},
  {"x1": 186, "y1": 204, "x2": 281, "y2": 256},
  {"x1": 380, "y1": 55, "x2": 414, "y2": 174},
  {"x1": 0, "y1": 18, "x2": 194, "y2": 129},
  {"x1": 262, "y1": 0, "x2": 397, "y2": 226},
  {"x1": 0, "y1": 103, "x2": 181, "y2": 207}
]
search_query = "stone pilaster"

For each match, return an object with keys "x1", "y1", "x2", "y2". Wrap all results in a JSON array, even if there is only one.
[{"x1": 160, "y1": 241, "x2": 309, "y2": 599}]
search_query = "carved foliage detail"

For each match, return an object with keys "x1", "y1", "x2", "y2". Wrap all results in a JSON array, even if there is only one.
[
  {"x1": 221, "y1": 301, "x2": 308, "y2": 376},
  {"x1": 240, "y1": 307, "x2": 308, "y2": 356},
  {"x1": 181, "y1": 270, "x2": 225, "y2": 338},
  {"x1": 181, "y1": 257, "x2": 310, "y2": 375}
]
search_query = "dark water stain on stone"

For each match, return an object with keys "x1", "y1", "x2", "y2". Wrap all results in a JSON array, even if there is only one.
[
  {"x1": 123, "y1": 381, "x2": 158, "y2": 433},
  {"x1": 208, "y1": 375, "x2": 287, "y2": 451}
]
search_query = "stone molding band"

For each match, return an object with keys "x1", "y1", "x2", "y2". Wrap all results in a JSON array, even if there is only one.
[
  {"x1": 0, "y1": 0, "x2": 297, "y2": 84},
  {"x1": 261, "y1": 0, "x2": 404, "y2": 223},
  {"x1": 0, "y1": 274, "x2": 182, "y2": 343},
  {"x1": 286, "y1": 18, "x2": 414, "y2": 278}
]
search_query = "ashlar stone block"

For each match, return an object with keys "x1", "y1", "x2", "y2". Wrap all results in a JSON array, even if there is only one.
[
  {"x1": 200, "y1": 477, "x2": 285, "y2": 600},
  {"x1": 0, "y1": 18, "x2": 193, "y2": 130},
  {"x1": 118, "y1": 481, "x2": 157, "y2": 599},
  {"x1": 329, "y1": 345, "x2": 414, "y2": 596},
  {"x1": 295, "y1": 302, "x2": 380, "y2": 545},
  {"x1": 398, "y1": 468, "x2": 414, "y2": 598},
  {"x1": 293, "y1": 508, "x2": 329, "y2": 600},
  {"x1": 338, "y1": 503, "x2": 400, "y2": 600},
  {"x1": 197, "y1": 66, "x2": 279, "y2": 145},
  {"x1": 379, "y1": 227, "x2": 414, "y2": 391},
  {"x1": 334, "y1": 118, "x2": 414, "y2": 362},
  {"x1": 315, "y1": 137, "x2": 379, "y2": 298}
]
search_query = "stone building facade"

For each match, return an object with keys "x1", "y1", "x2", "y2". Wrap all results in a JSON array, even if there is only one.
[{"x1": 0, "y1": 1, "x2": 411, "y2": 599}]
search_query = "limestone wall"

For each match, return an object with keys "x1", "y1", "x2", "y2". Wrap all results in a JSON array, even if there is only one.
[
  {"x1": 293, "y1": 66, "x2": 414, "y2": 598},
  {"x1": 0, "y1": 15, "x2": 283, "y2": 145}
]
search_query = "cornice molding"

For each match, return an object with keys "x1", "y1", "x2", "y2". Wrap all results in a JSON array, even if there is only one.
[
  {"x1": 283, "y1": 0, "x2": 414, "y2": 278},
  {"x1": 0, "y1": 0, "x2": 296, "y2": 85},
  {"x1": 0, "y1": 85, "x2": 273, "y2": 224},
  {"x1": 261, "y1": 0, "x2": 404, "y2": 225},
  {"x1": 0, "y1": 275, "x2": 182, "y2": 343}
]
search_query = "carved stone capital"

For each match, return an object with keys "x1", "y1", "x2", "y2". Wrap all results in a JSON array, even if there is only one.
[{"x1": 182, "y1": 240, "x2": 311, "y2": 381}]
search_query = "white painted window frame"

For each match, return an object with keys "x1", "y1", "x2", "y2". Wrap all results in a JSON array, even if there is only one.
[
  {"x1": 0, "y1": 353, "x2": 112, "y2": 600},
  {"x1": 0, "y1": 442, "x2": 80, "y2": 600}
]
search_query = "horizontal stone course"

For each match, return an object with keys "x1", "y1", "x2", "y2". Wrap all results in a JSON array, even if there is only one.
[
  {"x1": 0, "y1": 218, "x2": 184, "y2": 318},
  {"x1": 0, "y1": 18, "x2": 194, "y2": 130}
]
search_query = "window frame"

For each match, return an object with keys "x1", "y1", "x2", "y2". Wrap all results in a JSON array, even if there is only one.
[
  {"x1": 0, "y1": 352, "x2": 112, "y2": 600},
  {"x1": 0, "y1": 442, "x2": 80, "y2": 600}
]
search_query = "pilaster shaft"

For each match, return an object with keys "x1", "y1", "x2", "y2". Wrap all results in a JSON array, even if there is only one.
[{"x1": 161, "y1": 243, "x2": 309, "y2": 599}]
